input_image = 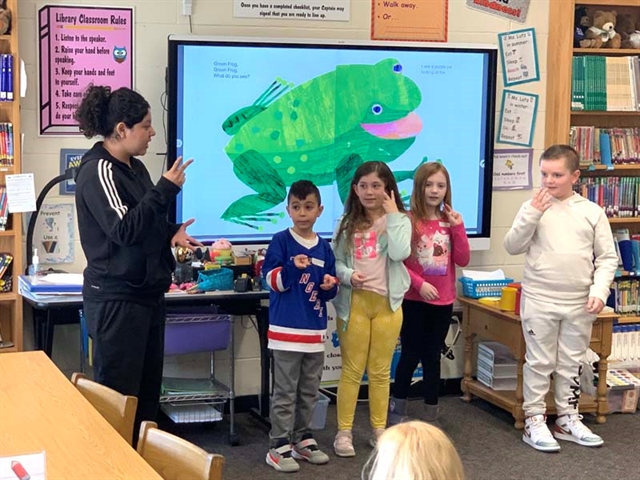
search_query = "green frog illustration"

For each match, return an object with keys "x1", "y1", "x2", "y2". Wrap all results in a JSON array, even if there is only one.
[{"x1": 221, "y1": 58, "x2": 423, "y2": 229}]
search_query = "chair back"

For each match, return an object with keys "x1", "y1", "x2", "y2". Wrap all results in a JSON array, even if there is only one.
[
  {"x1": 70, "y1": 372, "x2": 137, "y2": 445},
  {"x1": 137, "y1": 421, "x2": 225, "y2": 480}
]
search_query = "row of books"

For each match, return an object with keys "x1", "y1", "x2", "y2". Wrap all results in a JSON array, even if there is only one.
[
  {"x1": 611, "y1": 278, "x2": 639, "y2": 316},
  {"x1": 571, "y1": 55, "x2": 640, "y2": 111},
  {"x1": 0, "y1": 123, "x2": 14, "y2": 166},
  {"x1": 0, "y1": 252, "x2": 13, "y2": 293},
  {"x1": 569, "y1": 127, "x2": 640, "y2": 165},
  {"x1": 574, "y1": 177, "x2": 640, "y2": 218},
  {"x1": 0, "y1": 186, "x2": 9, "y2": 231},
  {"x1": 0, "y1": 54, "x2": 13, "y2": 102},
  {"x1": 614, "y1": 230, "x2": 640, "y2": 275}
]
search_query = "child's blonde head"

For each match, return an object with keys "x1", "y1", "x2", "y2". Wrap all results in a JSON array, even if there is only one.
[
  {"x1": 362, "y1": 421, "x2": 465, "y2": 480},
  {"x1": 410, "y1": 161, "x2": 452, "y2": 220}
]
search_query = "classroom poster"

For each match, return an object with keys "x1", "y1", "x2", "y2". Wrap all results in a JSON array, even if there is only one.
[
  {"x1": 492, "y1": 148, "x2": 533, "y2": 190},
  {"x1": 34, "y1": 203, "x2": 75, "y2": 264},
  {"x1": 371, "y1": 0, "x2": 448, "y2": 42},
  {"x1": 497, "y1": 90, "x2": 538, "y2": 147},
  {"x1": 59, "y1": 149, "x2": 87, "y2": 195},
  {"x1": 466, "y1": 0, "x2": 530, "y2": 23},
  {"x1": 233, "y1": 0, "x2": 350, "y2": 21},
  {"x1": 38, "y1": 5, "x2": 134, "y2": 135},
  {"x1": 498, "y1": 28, "x2": 540, "y2": 86}
]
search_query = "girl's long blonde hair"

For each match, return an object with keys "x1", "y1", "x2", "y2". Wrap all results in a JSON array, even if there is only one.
[
  {"x1": 334, "y1": 161, "x2": 406, "y2": 253},
  {"x1": 362, "y1": 421, "x2": 465, "y2": 480}
]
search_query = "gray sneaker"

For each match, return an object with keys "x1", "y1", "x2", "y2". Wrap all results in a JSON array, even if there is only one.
[
  {"x1": 266, "y1": 443, "x2": 300, "y2": 472},
  {"x1": 292, "y1": 435, "x2": 330, "y2": 464}
]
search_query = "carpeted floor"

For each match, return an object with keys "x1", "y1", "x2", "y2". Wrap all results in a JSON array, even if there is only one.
[{"x1": 165, "y1": 395, "x2": 640, "y2": 480}]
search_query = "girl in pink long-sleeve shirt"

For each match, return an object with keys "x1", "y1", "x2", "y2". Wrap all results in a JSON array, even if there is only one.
[{"x1": 388, "y1": 162, "x2": 470, "y2": 425}]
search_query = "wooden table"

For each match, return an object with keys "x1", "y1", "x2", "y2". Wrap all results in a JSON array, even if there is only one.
[
  {"x1": 0, "y1": 351, "x2": 162, "y2": 479},
  {"x1": 458, "y1": 297, "x2": 616, "y2": 429}
]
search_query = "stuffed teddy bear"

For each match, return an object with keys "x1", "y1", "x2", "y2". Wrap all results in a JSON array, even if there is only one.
[
  {"x1": 574, "y1": 6, "x2": 591, "y2": 47},
  {"x1": 0, "y1": 0, "x2": 11, "y2": 36},
  {"x1": 617, "y1": 13, "x2": 640, "y2": 49},
  {"x1": 581, "y1": 10, "x2": 622, "y2": 49}
]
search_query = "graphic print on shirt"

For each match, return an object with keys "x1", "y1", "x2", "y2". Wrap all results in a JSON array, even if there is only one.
[
  {"x1": 354, "y1": 230, "x2": 381, "y2": 260},
  {"x1": 300, "y1": 271, "x2": 323, "y2": 317},
  {"x1": 416, "y1": 228, "x2": 450, "y2": 276}
]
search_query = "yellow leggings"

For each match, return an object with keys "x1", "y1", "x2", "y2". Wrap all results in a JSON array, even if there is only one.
[{"x1": 337, "y1": 289, "x2": 403, "y2": 430}]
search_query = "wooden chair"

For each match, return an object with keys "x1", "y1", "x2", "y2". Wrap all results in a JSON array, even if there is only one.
[
  {"x1": 70, "y1": 372, "x2": 137, "y2": 445},
  {"x1": 137, "y1": 421, "x2": 225, "y2": 480}
]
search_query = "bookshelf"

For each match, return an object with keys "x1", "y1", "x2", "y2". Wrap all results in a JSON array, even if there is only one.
[
  {"x1": 546, "y1": 0, "x2": 640, "y2": 322},
  {"x1": 0, "y1": 0, "x2": 22, "y2": 353}
]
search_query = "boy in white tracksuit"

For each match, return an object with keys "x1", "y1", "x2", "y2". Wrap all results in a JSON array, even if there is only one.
[{"x1": 504, "y1": 145, "x2": 617, "y2": 453}]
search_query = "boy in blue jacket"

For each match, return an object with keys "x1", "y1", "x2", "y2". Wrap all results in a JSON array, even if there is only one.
[{"x1": 263, "y1": 180, "x2": 338, "y2": 473}]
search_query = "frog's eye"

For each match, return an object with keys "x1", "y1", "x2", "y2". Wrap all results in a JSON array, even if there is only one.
[
  {"x1": 371, "y1": 104, "x2": 383, "y2": 115},
  {"x1": 393, "y1": 63, "x2": 403, "y2": 73}
]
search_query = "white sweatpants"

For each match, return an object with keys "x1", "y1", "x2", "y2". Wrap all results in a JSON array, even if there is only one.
[{"x1": 520, "y1": 295, "x2": 595, "y2": 417}]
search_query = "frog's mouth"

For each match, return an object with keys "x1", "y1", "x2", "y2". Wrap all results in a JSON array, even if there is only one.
[{"x1": 361, "y1": 112, "x2": 422, "y2": 140}]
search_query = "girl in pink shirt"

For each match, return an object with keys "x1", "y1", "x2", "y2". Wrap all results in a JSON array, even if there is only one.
[{"x1": 388, "y1": 162, "x2": 470, "y2": 425}]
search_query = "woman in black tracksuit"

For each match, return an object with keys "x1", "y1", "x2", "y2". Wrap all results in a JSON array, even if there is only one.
[{"x1": 74, "y1": 86, "x2": 201, "y2": 442}]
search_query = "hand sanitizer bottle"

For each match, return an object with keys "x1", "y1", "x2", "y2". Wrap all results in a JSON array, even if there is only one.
[{"x1": 28, "y1": 248, "x2": 40, "y2": 282}]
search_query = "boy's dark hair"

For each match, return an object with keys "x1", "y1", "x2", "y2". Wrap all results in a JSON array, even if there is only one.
[
  {"x1": 288, "y1": 180, "x2": 321, "y2": 205},
  {"x1": 540, "y1": 144, "x2": 580, "y2": 172},
  {"x1": 75, "y1": 85, "x2": 150, "y2": 139}
]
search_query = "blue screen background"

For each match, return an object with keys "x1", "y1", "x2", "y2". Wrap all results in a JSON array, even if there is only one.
[{"x1": 173, "y1": 43, "x2": 493, "y2": 242}]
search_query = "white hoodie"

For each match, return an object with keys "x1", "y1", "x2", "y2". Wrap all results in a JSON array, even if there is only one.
[{"x1": 503, "y1": 193, "x2": 618, "y2": 305}]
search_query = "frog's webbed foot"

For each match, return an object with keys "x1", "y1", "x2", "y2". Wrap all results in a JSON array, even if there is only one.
[
  {"x1": 222, "y1": 150, "x2": 287, "y2": 229},
  {"x1": 228, "y1": 212, "x2": 286, "y2": 231}
]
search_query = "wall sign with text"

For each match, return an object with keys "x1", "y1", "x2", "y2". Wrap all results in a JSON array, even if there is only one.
[
  {"x1": 466, "y1": 0, "x2": 530, "y2": 23},
  {"x1": 38, "y1": 5, "x2": 134, "y2": 136},
  {"x1": 371, "y1": 0, "x2": 448, "y2": 42},
  {"x1": 498, "y1": 28, "x2": 539, "y2": 87},
  {"x1": 233, "y1": 0, "x2": 350, "y2": 21},
  {"x1": 497, "y1": 90, "x2": 538, "y2": 147},
  {"x1": 493, "y1": 149, "x2": 533, "y2": 191}
]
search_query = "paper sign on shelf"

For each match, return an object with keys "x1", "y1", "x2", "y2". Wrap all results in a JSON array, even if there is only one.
[{"x1": 5, "y1": 173, "x2": 36, "y2": 213}]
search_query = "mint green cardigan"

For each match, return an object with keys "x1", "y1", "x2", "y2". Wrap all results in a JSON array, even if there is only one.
[{"x1": 331, "y1": 212, "x2": 411, "y2": 328}]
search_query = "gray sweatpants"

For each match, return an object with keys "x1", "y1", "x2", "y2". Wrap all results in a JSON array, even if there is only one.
[
  {"x1": 270, "y1": 349, "x2": 325, "y2": 447},
  {"x1": 521, "y1": 295, "x2": 595, "y2": 417}
]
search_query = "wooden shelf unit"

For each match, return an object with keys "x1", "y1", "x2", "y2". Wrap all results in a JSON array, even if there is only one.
[{"x1": 0, "y1": 0, "x2": 23, "y2": 353}]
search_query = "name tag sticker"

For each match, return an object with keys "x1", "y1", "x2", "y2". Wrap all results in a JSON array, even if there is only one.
[{"x1": 310, "y1": 257, "x2": 325, "y2": 268}]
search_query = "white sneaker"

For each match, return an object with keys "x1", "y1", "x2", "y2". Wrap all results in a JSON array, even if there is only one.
[
  {"x1": 554, "y1": 414, "x2": 604, "y2": 447},
  {"x1": 522, "y1": 415, "x2": 561, "y2": 452}
]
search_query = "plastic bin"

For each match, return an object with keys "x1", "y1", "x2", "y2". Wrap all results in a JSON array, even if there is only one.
[
  {"x1": 459, "y1": 277, "x2": 514, "y2": 298},
  {"x1": 311, "y1": 392, "x2": 331, "y2": 430},
  {"x1": 164, "y1": 306, "x2": 231, "y2": 355}
]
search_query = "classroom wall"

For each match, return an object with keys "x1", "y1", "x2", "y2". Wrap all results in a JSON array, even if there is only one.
[{"x1": 18, "y1": 0, "x2": 550, "y2": 395}]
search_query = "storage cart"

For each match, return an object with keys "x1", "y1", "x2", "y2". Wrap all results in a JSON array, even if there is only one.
[{"x1": 160, "y1": 306, "x2": 238, "y2": 445}]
